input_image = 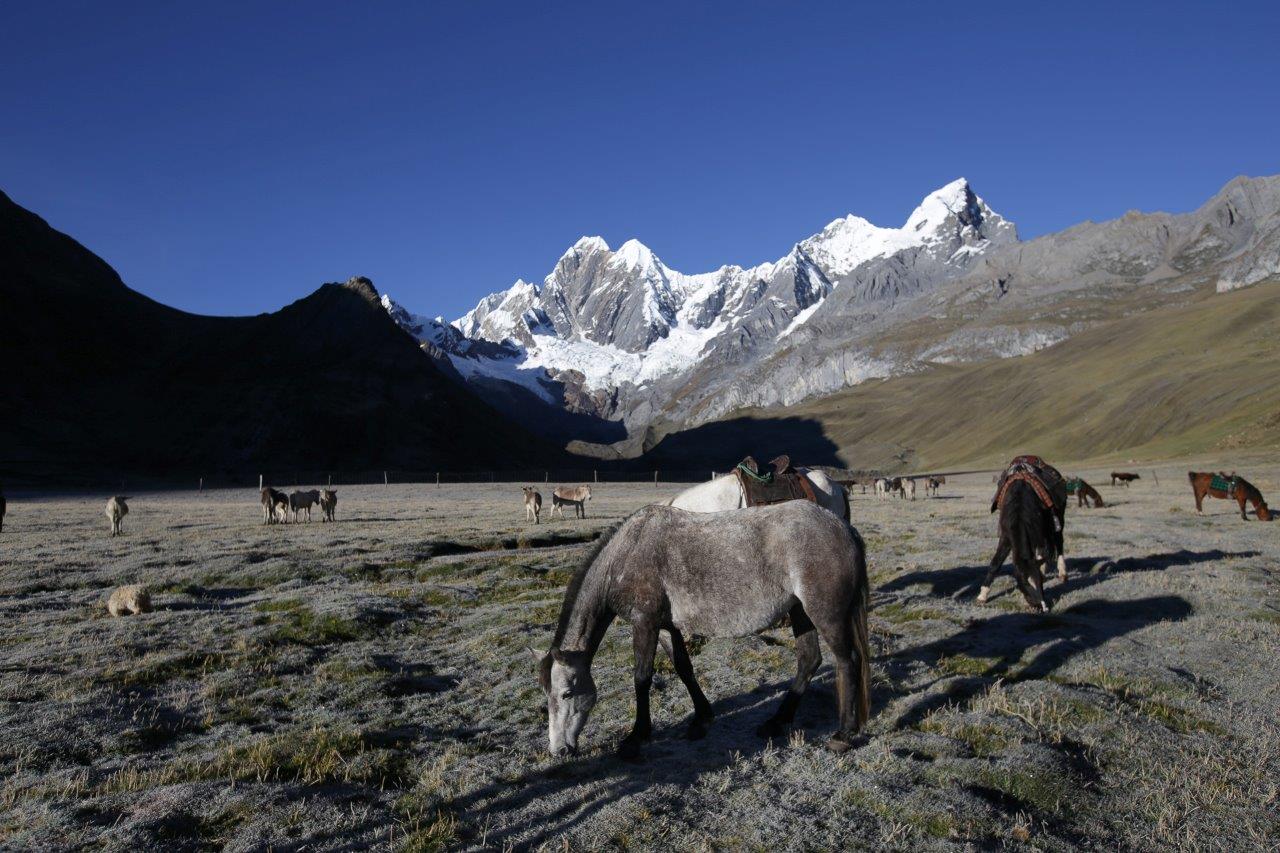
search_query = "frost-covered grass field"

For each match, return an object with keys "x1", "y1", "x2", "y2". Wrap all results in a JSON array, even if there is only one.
[{"x1": 1, "y1": 462, "x2": 1277, "y2": 850}]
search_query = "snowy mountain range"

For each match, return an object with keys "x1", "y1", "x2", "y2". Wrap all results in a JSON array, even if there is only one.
[{"x1": 382, "y1": 175, "x2": 1280, "y2": 455}]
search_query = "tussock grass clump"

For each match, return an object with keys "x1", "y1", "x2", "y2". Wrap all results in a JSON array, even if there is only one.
[
  {"x1": 936, "y1": 654, "x2": 999, "y2": 678},
  {"x1": 876, "y1": 601, "x2": 950, "y2": 623},
  {"x1": 255, "y1": 599, "x2": 363, "y2": 645}
]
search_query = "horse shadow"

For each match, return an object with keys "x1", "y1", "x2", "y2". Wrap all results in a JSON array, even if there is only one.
[
  {"x1": 878, "y1": 548, "x2": 1257, "y2": 602},
  {"x1": 443, "y1": 669, "x2": 834, "y2": 847},
  {"x1": 883, "y1": 594, "x2": 1194, "y2": 730}
]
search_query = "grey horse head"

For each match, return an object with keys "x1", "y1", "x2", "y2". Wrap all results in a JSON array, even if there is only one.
[{"x1": 532, "y1": 647, "x2": 596, "y2": 757}]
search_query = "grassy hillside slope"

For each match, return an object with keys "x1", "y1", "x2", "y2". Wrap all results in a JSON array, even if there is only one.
[{"x1": 650, "y1": 280, "x2": 1280, "y2": 472}]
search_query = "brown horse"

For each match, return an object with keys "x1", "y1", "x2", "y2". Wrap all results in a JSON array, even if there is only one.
[
  {"x1": 1111, "y1": 472, "x2": 1140, "y2": 487},
  {"x1": 1070, "y1": 478, "x2": 1105, "y2": 508},
  {"x1": 1188, "y1": 472, "x2": 1271, "y2": 521}
]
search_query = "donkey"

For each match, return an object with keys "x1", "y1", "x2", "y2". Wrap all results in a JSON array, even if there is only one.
[
  {"x1": 981, "y1": 479, "x2": 1063, "y2": 611},
  {"x1": 1111, "y1": 472, "x2": 1140, "y2": 487},
  {"x1": 522, "y1": 487, "x2": 543, "y2": 524},
  {"x1": 105, "y1": 496, "x2": 130, "y2": 537},
  {"x1": 319, "y1": 489, "x2": 338, "y2": 522},
  {"x1": 261, "y1": 487, "x2": 290, "y2": 524},
  {"x1": 289, "y1": 489, "x2": 321, "y2": 523},
  {"x1": 1188, "y1": 472, "x2": 1271, "y2": 521},
  {"x1": 551, "y1": 484, "x2": 591, "y2": 520},
  {"x1": 533, "y1": 501, "x2": 873, "y2": 758}
]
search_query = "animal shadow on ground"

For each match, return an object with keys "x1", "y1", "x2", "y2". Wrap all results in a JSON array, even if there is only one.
[
  {"x1": 446, "y1": 676, "x2": 822, "y2": 847},
  {"x1": 879, "y1": 549, "x2": 1258, "y2": 601},
  {"x1": 369, "y1": 654, "x2": 458, "y2": 697},
  {"x1": 885, "y1": 595, "x2": 1193, "y2": 730},
  {"x1": 161, "y1": 587, "x2": 261, "y2": 611}
]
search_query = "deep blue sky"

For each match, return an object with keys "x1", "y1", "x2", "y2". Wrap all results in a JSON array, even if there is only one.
[{"x1": 4, "y1": 1, "x2": 1279, "y2": 319}]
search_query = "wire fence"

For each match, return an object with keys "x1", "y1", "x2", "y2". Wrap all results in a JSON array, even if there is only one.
[{"x1": 0, "y1": 461, "x2": 723, "y2": 493}]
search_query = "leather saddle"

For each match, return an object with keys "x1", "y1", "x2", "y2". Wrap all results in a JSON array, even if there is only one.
[
  {"x1": 991, "y1": 455, "x2": 1066, "y2": 514},
  {"x1": 735, "y1": 455, "x2": 815, "y2": 507}
]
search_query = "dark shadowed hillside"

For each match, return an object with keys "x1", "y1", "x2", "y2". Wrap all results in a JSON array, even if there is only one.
[{"x1": 0, "y1": 191, "x2": 565, "y2": 482}]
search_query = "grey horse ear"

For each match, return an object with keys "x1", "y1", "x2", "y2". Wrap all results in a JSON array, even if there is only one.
[{"x1": 527, "y1": 646, "x2": 544, "y2": 665}]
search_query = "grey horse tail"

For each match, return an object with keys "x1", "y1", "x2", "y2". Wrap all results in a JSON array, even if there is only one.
[{"x1": 848, "y1": 526, "x2": 872, "y2": 730}]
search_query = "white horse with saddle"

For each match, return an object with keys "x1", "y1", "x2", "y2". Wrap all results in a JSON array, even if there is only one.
[{"x1": 667, "y1": 455, "x2": 850, "y2": 522}]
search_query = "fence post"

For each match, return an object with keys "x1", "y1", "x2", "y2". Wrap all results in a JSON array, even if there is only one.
[
  {"x1": 384, "y1": 471, "x2": 388, "y2": 487},
  {"x1": 654, "y1": 470, "x2": 658, "y2": 487},
  {"x1": 594, "y1": 470, "x2": 598, "y2": 484},
  {"x1": 545, "y1": 471, "x2": 548, "y2": 483},
  {"x1": 259, "y1": 474, "x2": 263, "y2": 490},
  {"x1": 436, "y1": 472, "x2": 440, "y2": 488},
  {"x1": 328, "y1": 473, "x2": 332, "y2": 487},
  {"x1": 199, "y1": 477, "x2": 203, "y2": 492}
]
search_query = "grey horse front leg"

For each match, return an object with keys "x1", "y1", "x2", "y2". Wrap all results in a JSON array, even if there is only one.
[
  {"x1": 663, "y1": 626, "x2": 714, "y2": 739},
  {"x1": 619, "y1": 618, "x2": 659, "y2": 759},
  {"x1": 758, "y1": 604, "x2": 820, "y2": 739}
]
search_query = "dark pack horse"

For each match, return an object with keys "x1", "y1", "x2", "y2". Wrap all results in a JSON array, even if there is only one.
[
  {"x1": 981, "y1": 457, "x2": 1068, "y2": 612},
  {"x1": 533, "y1": 501, "x2": 872, "y2": 758}
]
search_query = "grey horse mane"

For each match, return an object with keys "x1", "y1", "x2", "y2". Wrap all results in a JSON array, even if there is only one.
[{"x1": 552, "y1": 520, "x2": 624, "y2": 648}]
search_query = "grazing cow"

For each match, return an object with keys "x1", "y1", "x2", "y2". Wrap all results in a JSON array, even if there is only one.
[
  {"x1": 289, "y1": 489, "x2": 321, "y2": 523},
  {"x1": 533, "y1": 501, "x2": 872, "y2": 758},
  {"x1": 1111, "y1": 472, "x2": 1140, "y2": 487},
  {"x1": 261, "y1": 487, "x2": 290, "y2": 524},
  {"x1": 1188, "y1": 472, "x2": 1271, "y2": 521},
  {"x1": 107, "y1": 584, "x2": 152, "y2": 616},
  {"x1": 523, "y1": 487, "x2": 543, "y2": 524},
  {"x1": 319, "y1": 489, "x2": 338, "y2": 522},
  {"x1": 551, "y1": 484, "x2": 591, "y2": 519},
  {"x1": 903, "y1": 478, "x2": 917, "y2": 501},
  {"x1": 105, "y1": 496, "x2": 130, "y2": 537}
]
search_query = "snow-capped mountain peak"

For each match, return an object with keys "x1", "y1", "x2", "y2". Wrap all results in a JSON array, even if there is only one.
[{"x1": 385, "y1": 178, "x2": 1017, "y2": 428}]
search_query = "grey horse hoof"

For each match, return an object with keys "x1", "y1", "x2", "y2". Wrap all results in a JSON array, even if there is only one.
[
  {"x1": 827, "y1": 734, "x2": 869, "y2": 753},
  {"x1": 756, "y1": 719, "x2": 786, "y2": 739}
]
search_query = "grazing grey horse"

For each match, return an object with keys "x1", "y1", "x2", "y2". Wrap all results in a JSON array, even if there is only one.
[
  {"x1": 261, "y1": 487, "x2": 290, "y2": 524},
  {"x1": 289, "y1": 489, "x2": 321, "y2": 523},
  {"x1": 523, "y1": 487, "x2": 543, "y2": 524},
  {"x1": 551, "y1": 484, "x2": 591, "y2": 519},
  {"x1": 533, "y1": 501, "x2": 872, "y2": 758},
  {"x1": 105, "y1": 496, "x2": 129, "y2": 537},
  {"x1": 319, "y1": 489, "x2": 338, "y2": 522},
  {"x1": 904, "y1": 478, "x2": 917, "y2": 501}
]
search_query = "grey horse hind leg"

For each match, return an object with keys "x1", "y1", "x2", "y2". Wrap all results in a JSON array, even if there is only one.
[
  {"x1": 664, "y1": 626, "x2": 715, "y2": 739},
  {"x1": 619, "y1": 618, "x2": 659, "y2": 759},
  {"x1": 816, "y1": 616, "x2": 864, "y2": 752},
  {"x1": 757, "y1": 604, "x2": 821, "y2": 739}
]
